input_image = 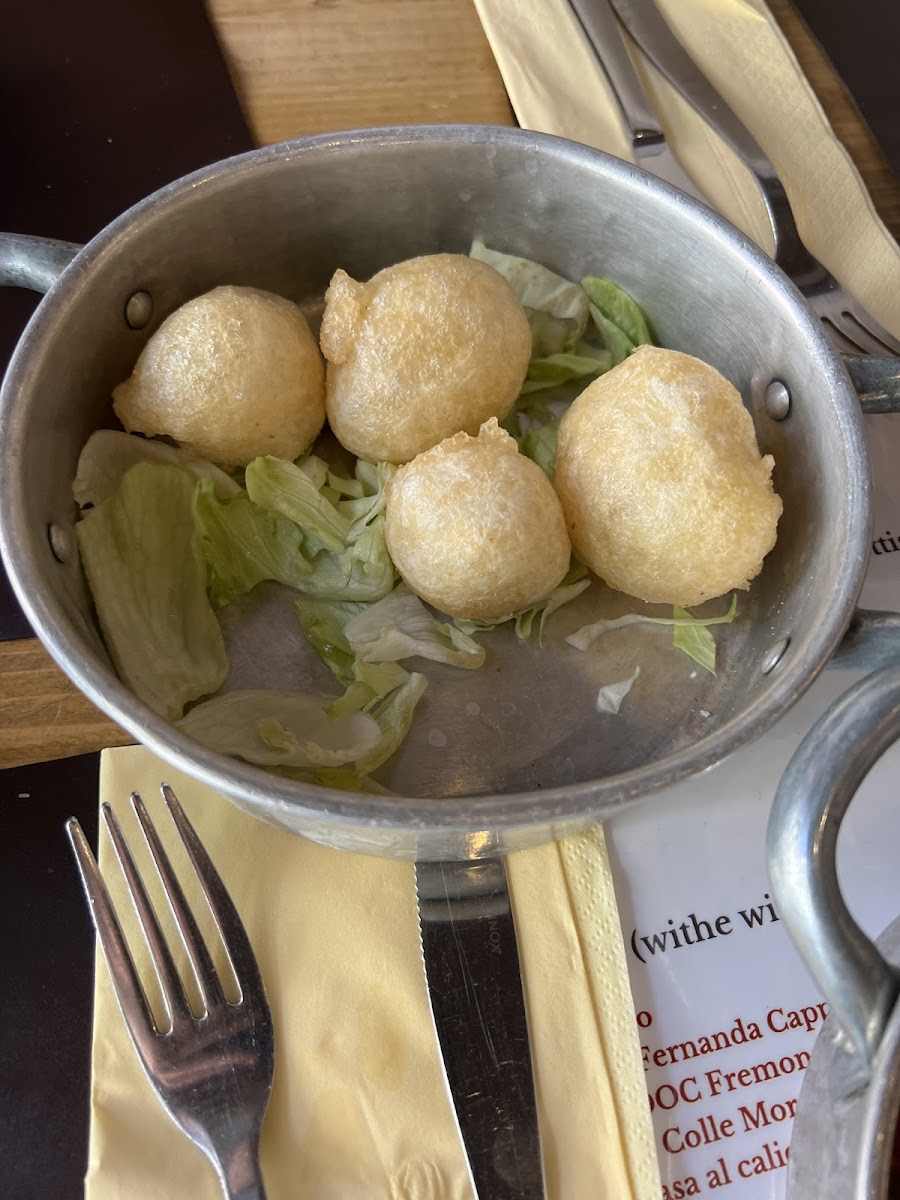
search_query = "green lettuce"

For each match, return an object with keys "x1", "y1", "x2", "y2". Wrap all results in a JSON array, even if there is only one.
[
  {"x1": 520, "y1": 345, "x2": 612, "y2": 394},
  {"x1": 455, "y1": 561, "x2": 590, "y2": 642},
  {"x1": 300, "y1": 515, "x2": 397, "y2": 602},
  {"x1": 567, "y1": 595, "x2": 738, "y2": 674},
  {"x1": 518, "y1": 418, "x2": 559, "y2": 481},
  {"x1": 245, "y1": 455, "x2": 350, "y2": 554},
  {"x1": 343, "y1": 584, "x2": 486, "y2": 669},
  {"x1": 73, "y1": 430, "x2": 241, "y2": 508},
  {"x1": 582, "y1": 276, "x2": 653, "y2": 364},
  {"x1": 180, "y1": 689, "x2": 381, "y2": 768},
  {"x1": 355, "y1": 672, "x2": 429, "y2": 775},
  {"x1": 294, "y1": 597, "x2": 365, "y2": 682},
  {"x1": 76, "y1": 462, "x2": 228, "y2": 720},
  {"x1": 192, "y1": 477, "x2": 313, "y2": 607},
  {"x1": 470, "y1": 240, "x2": 589, "y2": 355}
]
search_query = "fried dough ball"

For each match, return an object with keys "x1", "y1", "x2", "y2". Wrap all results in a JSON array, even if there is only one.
[
  {"x1": 113, "y1": 285, "x2": 325, "y2": 468},
  {"x1": 554, "y1": 346, "x2": 782, "y2": 607},
  {"x1": 384, "y1": 418, "x2": 571, "y2": 620},
  {"x1": 320, "y1": 254, "x2": 531, "y2": 464}
]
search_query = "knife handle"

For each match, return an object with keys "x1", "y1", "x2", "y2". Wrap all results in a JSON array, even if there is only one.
[{"x1": 417, "y1": 859, "x2": 546, "y2": 1200}]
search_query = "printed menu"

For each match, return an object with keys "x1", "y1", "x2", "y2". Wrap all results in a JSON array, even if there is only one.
[{"x1": 606, "y1": 413, "x2": 900, "y2": 1199}]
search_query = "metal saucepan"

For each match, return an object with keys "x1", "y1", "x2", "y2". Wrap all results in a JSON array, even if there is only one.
[
  {"x1": 767, "y1": 664, "x2": 900, "y2": 1199},
  {"x1": 2, "y1": 125, "x2": 899, "y2": 859}
]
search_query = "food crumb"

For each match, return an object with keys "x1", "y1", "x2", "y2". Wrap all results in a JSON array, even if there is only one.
[
  {"x1": 699, "y1": 709, "x2": 710, "y2": 719},
  {"x1": 427, "y1": 728, "x2": 448, "y2": 748}
]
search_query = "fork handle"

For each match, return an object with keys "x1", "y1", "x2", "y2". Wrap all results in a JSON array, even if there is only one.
[{"x1": 210, "y1": 1134, "x2": 267, "y2": 1200}]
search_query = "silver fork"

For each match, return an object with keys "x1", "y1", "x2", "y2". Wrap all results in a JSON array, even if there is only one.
[
  {"x1": 67, "y1": 784, "x2": 275, "y2": 1200},
  {"x1": 579, "y1": 0, "x2": 900, "y2": 358}
]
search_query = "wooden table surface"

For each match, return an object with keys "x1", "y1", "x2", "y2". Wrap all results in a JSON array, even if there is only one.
[{"x1": 1, "y1": 0, "x2": 898, "y2": 771}]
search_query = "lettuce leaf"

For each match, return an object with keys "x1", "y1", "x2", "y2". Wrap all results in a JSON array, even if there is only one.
[
  {"x1": 518, "y1": 419, "x2": 559, "y2": 481},
  {"x1": 470, "y1": 240, "x2": 589, "y2": 355},
  {"x1": 583, "y1": 277, "x2": 653, "y2": 363},
  {"x1": 294, "y1": 597, "x2": 365, "y2": 682},
  {"x1": 192, "y1": 477, "x2": 313, "y2": 607},
  {"x1": 180, "y1": 689, "x2": 381, "y2": 768},
  {"x1": 567, "y1": 595, "x2": 738, "y2": 673},
  {"x1": 326, "y1": 661, "x2": 413, "y2": 719},
  {"x1": 343, "y1": 584, "x2": 485, "y2": 669},
  {"x1": 245, "y1": 455, "x2": 350, "y2": 554},
  {"x1": 454, "y1": 561, "x2": 590, "y2": 641},
  {"x1": 300, "y1": 514, "x2": 397, "y2": 602},
  {"x1": 73, "y1": 430, "x2": 241, "y2": 508},
  {"x1": 520, "y1": 345, "x2": 612, "y2": 395},
  {"x1": 596, "y1": 666, "x2": 640, "y2": 714},
  {"x1": 354, "y1": 671, "x2": 429, "y2": 775},
  {"x1": 76, "y1": 462, "x2": 228, "y2": 720}
]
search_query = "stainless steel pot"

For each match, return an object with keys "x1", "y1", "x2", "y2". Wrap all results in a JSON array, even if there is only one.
[
  {"x1": 767, "y1": 664, "x2": 900, "y2": 1199},
  {"x1": 2, "y1": 124, "x2": 899, "y2": 859}
]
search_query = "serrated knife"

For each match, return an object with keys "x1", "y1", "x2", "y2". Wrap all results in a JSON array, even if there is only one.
[
  {"x1": 567, "y1": 0, "x2": 710, "y2": 204},
  {"x1": 415, "y1": 858, "x2": 546, "y2": 1199}
]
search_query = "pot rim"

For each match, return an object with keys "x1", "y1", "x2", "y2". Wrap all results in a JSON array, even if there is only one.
[{"x1": 0, "y1": 123, "x2": 870, "y2": 835}]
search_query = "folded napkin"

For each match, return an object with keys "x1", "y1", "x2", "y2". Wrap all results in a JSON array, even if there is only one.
[
  {"x1": 473, "y1": 0, "x2": 900, "y2": 338},
  {"x1": 86, "y1": 745, "x2": 660, "y2": 1199}
]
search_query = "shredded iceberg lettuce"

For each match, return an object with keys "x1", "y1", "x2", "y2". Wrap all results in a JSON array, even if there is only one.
[
  {"x1": 567, "y1": 595, "x2": 738, "y2": 673},
  {"x1": 455, "y1": 561, "x2": 590, "y2": 642},
  {"x1": 180, "y1": 689, "x2": 381, "y2": 768},
  {"x1": 582, "y1": 277, "x2": 653, "y2": 364},
  {"x1": 354, "y1": 672, "x2": 429, "y2": 775},
  {"x1": 245, "y1": 455, "x2": 351, "y2": 554},
  {"x1": 520, "y1": 345, "x2": 612, "y2": 395},
  {"x1": 343, "y1": 584, "x2": 485, "y2": 669},
  {"x1": 470, "y1": 240, "x2": 589, "y2": 355},
  {"x1": 193, "y1": 477, "x2": 313, "y2": 607},
  {"x1": 76, "y1": 462, "x2": 228, "y2": 720},
  {"x1": 596, "y1": 666, "x2": 641, "y2": 714},
  {"x1": 73, "y1": 430, "x2": 241, "y2": 508}
]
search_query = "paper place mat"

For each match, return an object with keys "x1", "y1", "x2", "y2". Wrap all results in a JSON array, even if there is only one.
[
  {"x1": 86, "y1": 746, "x2": 660, "y2": 1199},
  {"x1": 473, "y1": 0, "x2": 900, "y2": 339}
]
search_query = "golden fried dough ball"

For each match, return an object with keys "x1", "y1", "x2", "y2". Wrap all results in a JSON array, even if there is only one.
[
  {"x1": 113, "y1": 286, "x2": 325, "y2": 468},
  {"x1": 320, "y1": 254, "x2": 531, "y2": 464},
  {"x1": 384, "y1": 418, "x2": 571, "y2": 620},
  {"x1": 555, "y1": 346, "x2": 782, "y2": 607}
]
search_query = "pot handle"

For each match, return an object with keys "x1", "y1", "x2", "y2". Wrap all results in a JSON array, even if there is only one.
[
  {"x1": 0, "y1": 233, "x2": 82, "y2": 294},
  {"x1": 845, "y1": 355, "x2": 900, "y2": 414},
  {"x1": 831, "y1": 610, "x2": 900, "y2": 672},
  {"x1": 767, "y1": 664, "x2": 900, "y2": 1096}
]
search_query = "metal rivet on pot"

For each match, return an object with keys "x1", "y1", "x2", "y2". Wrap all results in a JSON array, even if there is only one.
[
  {"x1": 761, "y1": 638, "x2": 790, "y2": 674},
  {"x1": 765, "y1": 380, "x2": 791, "y2": 421},
  {"x1": 125, "y1": 290, "x2": 153, "y2": 330},
  {"x1": 48, "y1": 523, "x2": 70, "y2": 564}
]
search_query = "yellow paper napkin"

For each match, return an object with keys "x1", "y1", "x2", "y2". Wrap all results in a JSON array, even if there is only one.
[
  {"x1": 473, "y1": 0, "x2": 900, "y2": 338},
  {"x1": 86, "y1": 745, "x2": 660, "y2": 1199}
]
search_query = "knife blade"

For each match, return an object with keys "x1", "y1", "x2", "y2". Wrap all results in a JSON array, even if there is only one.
[
  {"x1": 568, "y1": 0, "x2": 710, "y2": 204},
  {"x1": 415, "y1": 858, "x2": 545, "y2": 1200}
]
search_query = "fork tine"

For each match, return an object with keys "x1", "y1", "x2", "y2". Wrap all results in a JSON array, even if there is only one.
[
  {"x1": 161, "y1": 784, "x2": 265, "y2": 1005},
  {"x1": 65, "y1": 818, "x2": 160, "y2": 1054},
  {"x1": 101, "y1": 801, "x2": 191, "y2": 1031},
  {"x1": 131, "y1": 791, "x2": 224, "y2": 1012},
  {"x1": 839, "y1": 310, "x2": 900, "y2": 357}
]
